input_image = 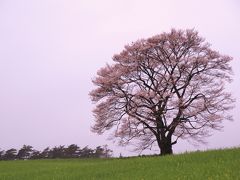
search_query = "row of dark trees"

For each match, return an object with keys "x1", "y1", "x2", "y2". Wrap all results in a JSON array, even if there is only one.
[{"x1": 0, "y1": 144, "x2": 112, "y2": 160}]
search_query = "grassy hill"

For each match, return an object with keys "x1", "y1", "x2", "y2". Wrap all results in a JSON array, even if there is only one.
[{"x1": 0, "y1": 147, "x2": 239, "y2": 180}]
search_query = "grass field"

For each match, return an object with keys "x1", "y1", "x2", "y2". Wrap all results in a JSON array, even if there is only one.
[{"x1": 0, "y1": 148, "x2": 239, "y2": 180}]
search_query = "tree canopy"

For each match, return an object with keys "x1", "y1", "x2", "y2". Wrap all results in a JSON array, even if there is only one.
[{"x1": 90, "y1": 29, "x2": 234, "y2": 155}]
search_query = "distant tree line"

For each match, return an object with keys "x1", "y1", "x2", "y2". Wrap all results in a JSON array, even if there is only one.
[{"x1": 0, "y1": 144, "x2": 112, "y2": 160}]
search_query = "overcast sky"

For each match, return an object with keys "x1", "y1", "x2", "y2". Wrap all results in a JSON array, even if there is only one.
[{"x1": 0, "y1": 0, "x2": 239, "y2": 156}]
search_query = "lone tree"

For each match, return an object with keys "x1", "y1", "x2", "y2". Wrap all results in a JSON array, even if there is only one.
[{"x1": 90, "y1": 29, "x2": 234, "y2": 155}]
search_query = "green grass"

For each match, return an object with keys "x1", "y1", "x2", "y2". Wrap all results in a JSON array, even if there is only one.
[{"x1": 0, "y1": 148, "x2": 239, "y2": 180}]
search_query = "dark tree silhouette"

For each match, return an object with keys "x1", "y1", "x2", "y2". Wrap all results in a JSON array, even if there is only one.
[
  {"x1": 40, "y1": 147, "x2": 51, "y2": 159},
  {"x1": 17, "y1": 145, "x2": 33, "y2": 159},
  {"x1": 0, "y1": 150, "x2": 4, "y2": 160},
  {"x1": 50, "y1": 145, "x2": 65, "y2": 158},
  {"x1": 79, "y1": 146, "x2": 94, "y2": 158},
  {"x1": 4, "y1": 148, "x2": 17, "y2": 160},
  {"x1": 65, "y1": 144, "x2": 80, "y2": 158},
  {"x1": 95, "y1": 145, "x2": 113, "y2": 158},
  {"x1": 30, "y1": 150, "x2": 41, "y2": 159}
]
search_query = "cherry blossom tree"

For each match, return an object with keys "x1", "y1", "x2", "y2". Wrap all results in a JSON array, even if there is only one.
[{"x1": 90, "y1": 29, "x2": 234, "y2": 155}]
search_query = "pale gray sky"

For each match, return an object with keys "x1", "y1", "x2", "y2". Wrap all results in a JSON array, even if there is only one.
[{"x1": 0, "y1": 0, "x2": 239, "y2": 156}]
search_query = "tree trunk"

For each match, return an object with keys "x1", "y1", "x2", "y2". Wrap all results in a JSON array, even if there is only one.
[
  {"x1": 160, "y1": 142, "x2": 173, "y2": 155},
  {"x1": 157, "y1": 137, "x2": 173, "y2": 155}
]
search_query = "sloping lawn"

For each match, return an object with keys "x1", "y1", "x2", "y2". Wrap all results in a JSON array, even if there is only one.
[{"x1": 0, "y1": 148, "x2": 239, "y2": 180}]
